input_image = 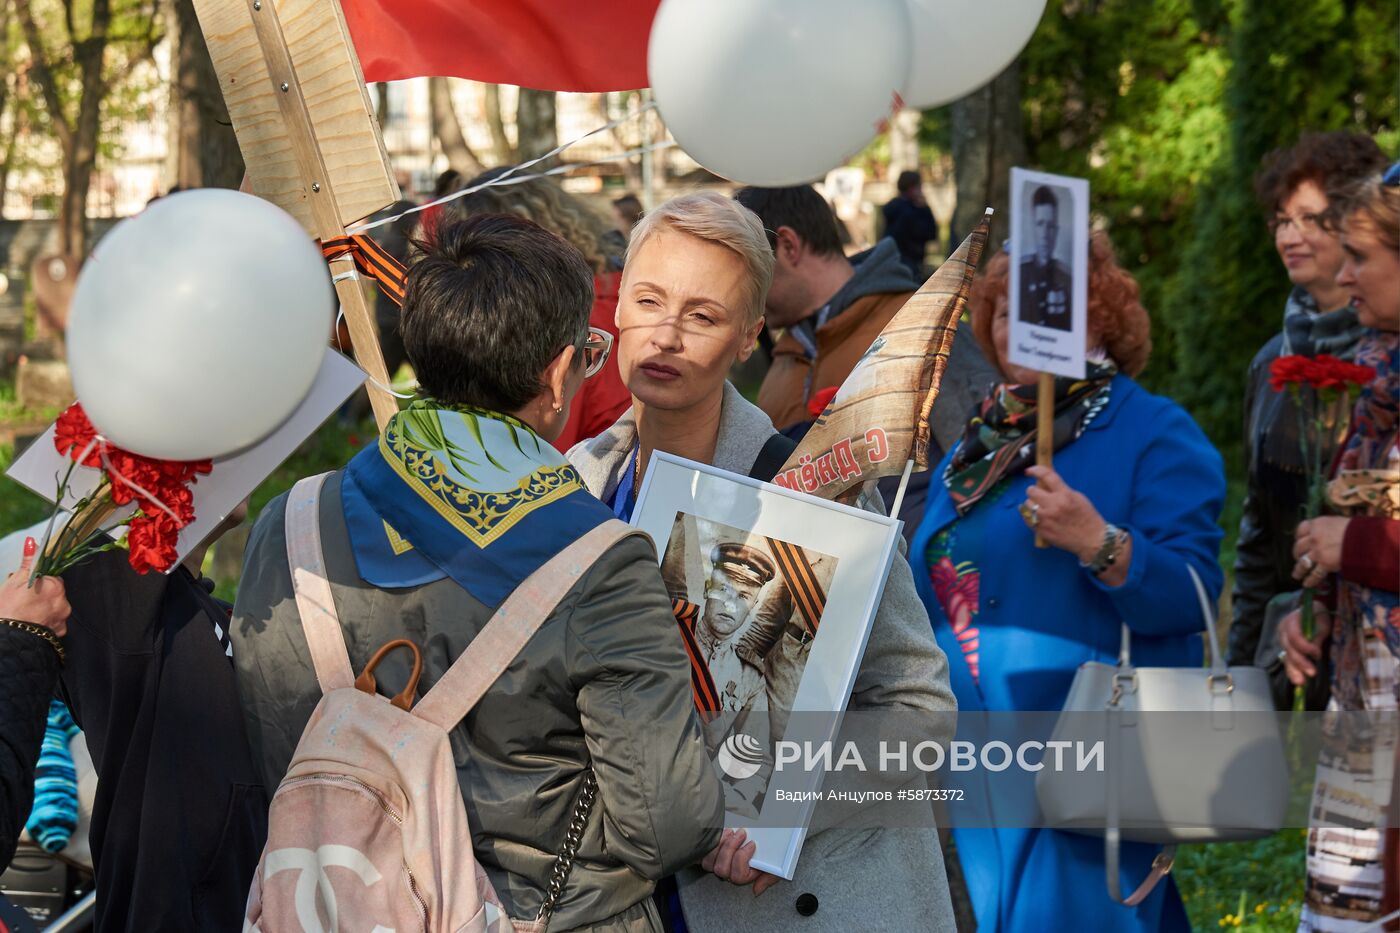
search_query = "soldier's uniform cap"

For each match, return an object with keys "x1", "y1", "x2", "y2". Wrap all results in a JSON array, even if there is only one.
[{"x1": 709, "y1": 542, "x2": 777, "y2": 589}]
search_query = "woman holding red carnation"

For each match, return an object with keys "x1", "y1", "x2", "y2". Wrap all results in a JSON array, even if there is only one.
[
  {"x1": 1230, "y1": 132, "x2": 1389, "y2": 707},
  {"x1": 1279, "y1": 164, "x2": 1400, "y2": 933}
]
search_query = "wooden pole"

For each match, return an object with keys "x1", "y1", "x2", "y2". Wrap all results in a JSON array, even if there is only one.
[
  {"x1": 238, "y1": 0, "x2": 398, "y2": 429},
  {"x1": 1034, "y1": 370, "x2": 1053, "y2": 548}
]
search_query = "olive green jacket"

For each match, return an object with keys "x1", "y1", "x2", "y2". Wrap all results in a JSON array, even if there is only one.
[{"x1": 230, "y1": 472, "x2": 723, "y2": 932}]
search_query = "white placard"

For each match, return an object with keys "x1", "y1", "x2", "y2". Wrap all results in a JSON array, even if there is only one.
[
  {"x1": 6, "y1": 348, "x2": 367, "y2": 568},
  {"x1": 1007, "y1": 167, "x2": 1090, "y2": 379},
  {"x1": 632, "y1": 452, "x2": 901, "y2": 879}
]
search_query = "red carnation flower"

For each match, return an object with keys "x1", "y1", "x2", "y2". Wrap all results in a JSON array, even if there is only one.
[
  {"x1": 145, "y1": 484, "x2": 196, "y2": 526},
  {"x1": 1315, "y1": 357, "x2": 1377, "y2": 389},
  {"x1": 53, "y1": 404, "x2": 101, "y2": 468},
  {"x1": 808, "y1": 385, "x2": 840, "y2": 419},
  {"x1": 1269, "y1": 355, "x2": 1312, "y2": 392},
  {"x1": 126, "y1": 511, "x2": 182, "y2": 575},
  {"x1": 106, "y1": 450, "x2": 164, "y2": 507}
]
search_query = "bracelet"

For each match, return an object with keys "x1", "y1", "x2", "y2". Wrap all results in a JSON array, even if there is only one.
[
  {"x1": 1079, "y1": 523, "x2": 1128, "y2": 576},
  {"x1": 0, "y1": 618, "x2": 65, "y2": 663}
]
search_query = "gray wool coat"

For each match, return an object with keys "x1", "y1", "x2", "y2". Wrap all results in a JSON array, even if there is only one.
[{"x1": 568, "y1": 382, "x2": 959, "y2": 933}]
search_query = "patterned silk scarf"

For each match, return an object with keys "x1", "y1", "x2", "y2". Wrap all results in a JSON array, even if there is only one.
[
  {"x1": 341, "y1": 400, "x2": 611, "y2": 608},
  {"x1": 943, "y1": 361, "x2": 1117, "y2": 515},
  {"x1": 1327, "y1": 332, "x2": 1400, "y2": 712}
]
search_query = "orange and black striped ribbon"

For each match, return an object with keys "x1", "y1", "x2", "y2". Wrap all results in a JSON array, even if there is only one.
[
  {"x1": 766, "y1": 537, "x2": 827, "y2": 637},
  {"x1": 322, "y1": 234, "x2": 407, "y2": 307},
  {"x1": 672, "y1": 597, "x2": 720, "y2": 718}
]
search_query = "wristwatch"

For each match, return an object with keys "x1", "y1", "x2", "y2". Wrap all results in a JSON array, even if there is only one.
[{"x1": 1080, "y1": 523, "x2": 1128, "y2": 576}]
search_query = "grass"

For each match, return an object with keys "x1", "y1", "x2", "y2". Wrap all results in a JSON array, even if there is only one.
[{"x1": 1177, "y1": 831, "x2": 1306, "y2": 930}]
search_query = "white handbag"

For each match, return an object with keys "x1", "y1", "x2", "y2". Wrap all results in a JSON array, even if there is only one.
[{"x1": 1035, "y1": 564, "x2": 1289, "y2": 905}]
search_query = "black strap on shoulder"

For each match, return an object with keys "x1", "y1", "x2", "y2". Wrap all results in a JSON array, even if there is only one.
[{"x1": 749, "y1": 433, "x2": 798, "y2": 482}]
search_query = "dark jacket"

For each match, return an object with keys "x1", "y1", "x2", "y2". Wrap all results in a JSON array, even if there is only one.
[
  {"x1": 881, "y1": 196, "x2": 938, "y2": 278},
  {"x1": 759, "y1": 238, "x2": 994, "y2": 455},
  {"x1": 1018, "y1": 256, "x2": 1073, "y2": 331},
  {"x1": 231, "y1": 473, "x2": 723, "y2": 932},
  {"x1": 0, "y1": 624, "x2": 62, "y2": 871},
  {"x1": 57, "y1": 550, "x2": 267, "y2": 932},
  {"x1": 1229, "y1": 333, "x2": 1349, "y2": 692}
]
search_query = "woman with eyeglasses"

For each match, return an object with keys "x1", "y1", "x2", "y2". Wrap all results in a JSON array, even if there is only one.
[
  {"x1": 1279, "y1": 164, "x2": 1400, "y2": 933},
  {"x1": 1229, "y1": 132, "x2": 1388, "y2": 707},
  {"x1": 231, "y1": 214, "x2": 724, "y2": 931},
  {"x1": 443, "y1": 172, "x2": 633, "y2": 449},
  {"x1": 568, "y1": 192, "x2": 959, "y2": 933}
]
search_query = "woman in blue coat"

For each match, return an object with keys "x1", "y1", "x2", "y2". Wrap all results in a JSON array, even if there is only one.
[{"x1": 910, "y1": 234, "x2": 1226, "y2": 932}]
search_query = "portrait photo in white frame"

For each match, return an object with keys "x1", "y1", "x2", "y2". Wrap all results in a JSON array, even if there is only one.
[
  {"x1": 631, "y1": 452, "x2": 902, "y2": 879},
  {"x1": 1007, "y1": 166, "x2": 1091, "y2": 379}
]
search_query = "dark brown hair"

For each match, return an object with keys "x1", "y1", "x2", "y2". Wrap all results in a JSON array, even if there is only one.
[
  {"x1": 402, "y1": 215, "x2": 593, "y2": 410},
  {"x1": 732, "y1": 185, "x2": 845, "y2": 258},
  {"x1": 1253, "y1": 131, "x2": 1386, "y2": 214}
]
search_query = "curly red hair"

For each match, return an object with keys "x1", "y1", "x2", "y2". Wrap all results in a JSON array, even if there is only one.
[{"x1": 968, "y1": 232, "x2": 1153, "y2": 378}]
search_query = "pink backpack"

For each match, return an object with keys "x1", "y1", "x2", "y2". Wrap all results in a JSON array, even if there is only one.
[{"x1": 244, "y1": 473, "x2": 635, "y2": 932}]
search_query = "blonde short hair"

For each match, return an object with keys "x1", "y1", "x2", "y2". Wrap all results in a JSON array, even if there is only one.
[{"x1": 626, "y1": 191, "x2": 773, "y2": 325}]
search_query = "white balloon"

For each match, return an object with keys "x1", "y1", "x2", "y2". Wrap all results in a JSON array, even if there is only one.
[
  {"x1": 649, "y1": 0, "x2": 911, "y2": 187},
  {"x1": 67, "y1": 189, "x2": 332, "y2": 461},
  {"x1": 902, "y1": 0, "x2": 1047, "y2": 109}
]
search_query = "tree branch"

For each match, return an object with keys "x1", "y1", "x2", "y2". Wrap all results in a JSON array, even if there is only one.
[
  {"x1": 428, "y1": 77, "x2": 485, "y2": 176},
  {"x1": 14, "y1": 0, "x2": 73, "y2": 143}
]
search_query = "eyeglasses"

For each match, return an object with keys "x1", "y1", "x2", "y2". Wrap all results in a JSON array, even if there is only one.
[
  {"x1": 1268, "y1": 211, "x2": 1326, "y2": 236},
  {"x1": 582, "y1": 327, "x2": 614, "y2": 379}
]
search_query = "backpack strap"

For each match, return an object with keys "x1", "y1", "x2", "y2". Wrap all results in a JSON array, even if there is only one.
[
  {"x1": 412, "y1": 519, "x2": 638, "y2": 732},
  {"x1": 284, "y1": 472, "x2": 355, "y2": 693}
]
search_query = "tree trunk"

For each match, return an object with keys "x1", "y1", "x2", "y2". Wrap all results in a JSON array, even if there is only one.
[
  {"x1": 950, "y1": 62, "x2": 1028, "y2": 247},
  {"x1": 428, "y1": 77, "x2": 485, "y2": 177},
  {"x1": 376, "y1": 82, "x2": 388, "y2": 120},
  {"x1": 64, "y1": 0, "x2": 113, "y2": 258},
  {"x1": 515, "y1": 89, "x2": 557, "y2": 162},
  {"x1": 173, "y1": 0, "x2": 243, "y2": 189},
  {"x1": 887, "y1": 107, "x2": 922, "y2": 182},
  {"x1": 483, "y1": 84, "x2": 515, "y2": 165},
  {"x1": 0, "y1": 127, "x2": 15, "y2": 218},
  {"x1": 600, "y1": 93, "x2": 643, "y2": 190}
]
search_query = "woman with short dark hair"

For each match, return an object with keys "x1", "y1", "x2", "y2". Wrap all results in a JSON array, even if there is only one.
[
  {"x1": 1230, "y1": 132, "x2": 1388, "y2": 703},
  {"x1": 233, "y1": 214, "x2": 723, "y2": 931},
  {"x1": 443, "y1": 175, "x2": 634, "y2": 449}
]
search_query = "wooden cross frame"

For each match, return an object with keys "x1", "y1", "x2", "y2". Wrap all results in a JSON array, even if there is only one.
[{"x1": 192, "y1": 0, "x2": 400, "y2": 429}]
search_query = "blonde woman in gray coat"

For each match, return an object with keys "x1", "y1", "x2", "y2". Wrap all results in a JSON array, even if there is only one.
[{"x1": 569, "y1": 192, "x2": 959, "y2": 932}]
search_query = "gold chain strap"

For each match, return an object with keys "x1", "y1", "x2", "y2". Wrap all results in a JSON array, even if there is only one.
[{"x1": 0, "y1": 618, "x2": 65, "y2": 663}]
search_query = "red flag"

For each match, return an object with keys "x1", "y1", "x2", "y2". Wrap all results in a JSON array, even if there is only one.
[{"x1": 341, "y1": 0, "x2": 661, "y2": 91}]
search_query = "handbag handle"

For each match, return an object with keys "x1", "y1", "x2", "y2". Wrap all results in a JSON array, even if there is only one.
[
  {"x1": 1103, "y1": 561, "x2": 1221, "y2": 905},
  {"x1": 1116, "y1": 562, "x2": 1225, "y2": 674}
]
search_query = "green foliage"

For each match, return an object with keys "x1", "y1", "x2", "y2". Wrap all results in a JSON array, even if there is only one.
[
  {"x1": 1161, "y1": 0, "x2": 1397, "y2": 472},
  {"x1": 1018, "y1": 0, "x2": 1231, "y2": 396},
  {"x1": 0, "y1": 439, "x2": 50, "y2": 532},
  {"x1": 1005, "y1": 0, "x2": 1396, "y2": 474},
  {"x1": 1177, "y1": 831, "x2": 1307, "y2": 930}
]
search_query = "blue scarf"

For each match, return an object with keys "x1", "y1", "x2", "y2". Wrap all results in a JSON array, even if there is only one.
[{"x1": 341, "y1": 402, "x2": 611, "y2": 608}]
